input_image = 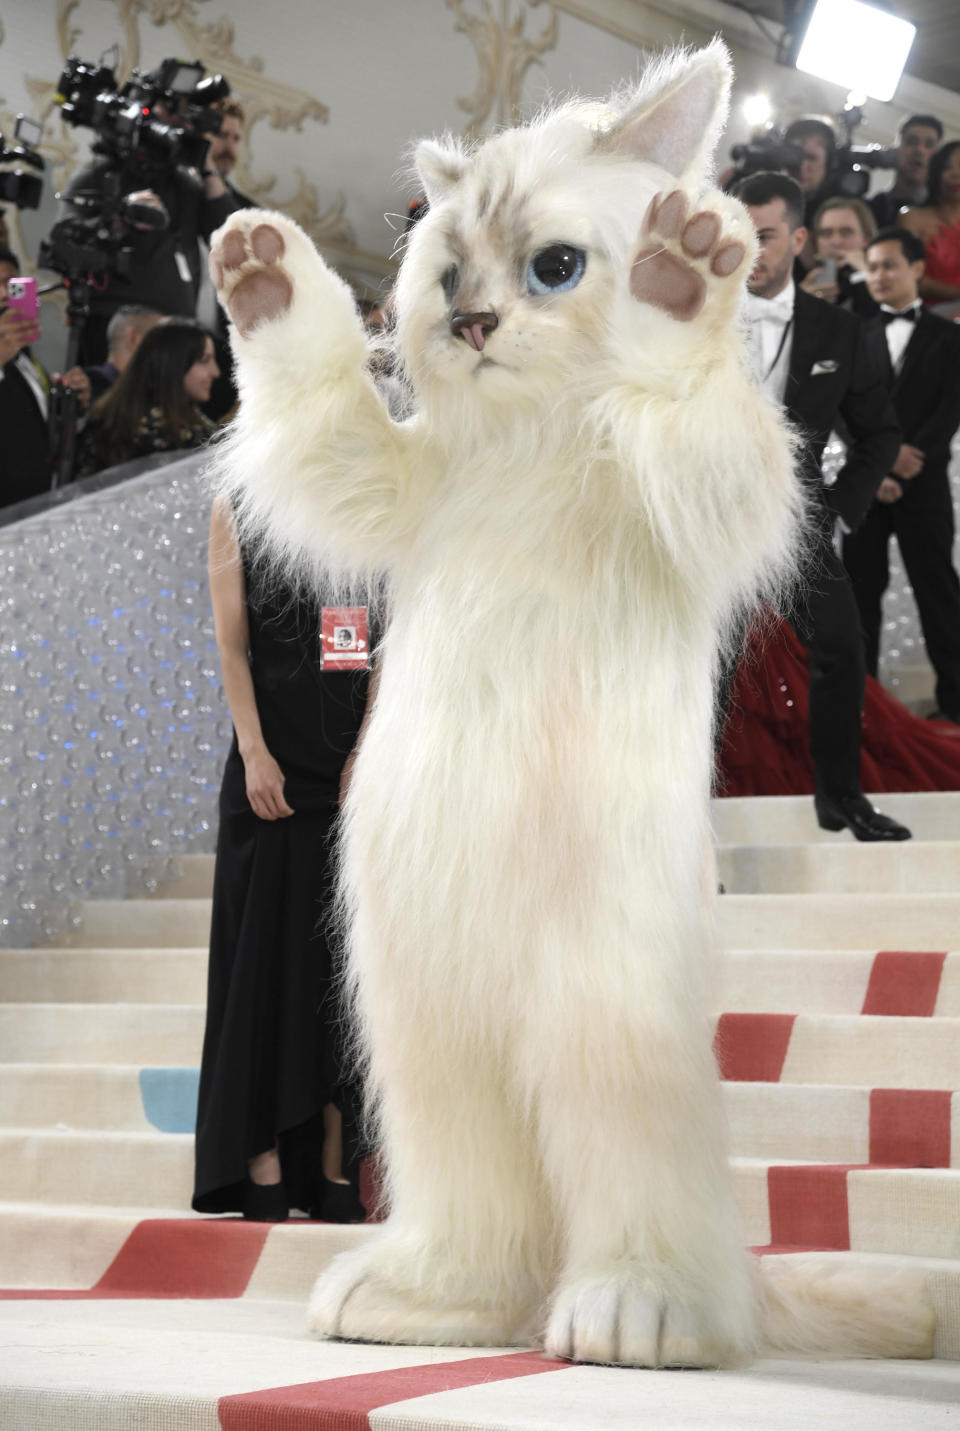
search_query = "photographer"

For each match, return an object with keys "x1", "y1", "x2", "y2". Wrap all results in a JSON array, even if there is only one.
[
  {"x1": 869, "y1": 114, "x2": 943, "y2": 229},
  {"x1": 57, "y1": 61, "x2": 239, "y2": 365}
]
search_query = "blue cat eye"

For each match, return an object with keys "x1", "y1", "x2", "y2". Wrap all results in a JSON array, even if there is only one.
[{"x1": 526, "y1": 244, "x2": 586, "y2": 296}]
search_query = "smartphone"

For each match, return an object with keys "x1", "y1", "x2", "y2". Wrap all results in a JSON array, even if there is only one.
[
  {"x1": 816, "y1": 257, "x2": 838, "y2": 287},
  {"x1": 6, "y1": 276, "x2": 40, "y2": 342}
]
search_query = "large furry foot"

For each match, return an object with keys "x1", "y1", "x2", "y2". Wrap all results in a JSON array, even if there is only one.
[
  {"x1": 307, "y1": 1243, "x2": 533, "y2": 1348},
  {"x1": 629, "y1": 189, "x2": 748, "y2": 324},
  {"x1": 544, "y1": 1274, "x2": 739, "y2": 1369}
]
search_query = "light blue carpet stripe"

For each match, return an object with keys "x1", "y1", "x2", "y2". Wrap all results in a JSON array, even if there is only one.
[{"x1": 139, "y1": 1068, "x2": 200, "y2": 1133}]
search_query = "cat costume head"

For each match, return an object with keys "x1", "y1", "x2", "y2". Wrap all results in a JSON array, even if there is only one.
[{"x1": 394, "y1": 42, "x2": 747, "y2": 417}]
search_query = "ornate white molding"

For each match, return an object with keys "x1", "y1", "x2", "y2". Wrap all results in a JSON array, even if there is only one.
[{"x1": 448, "y1": 0, "x2": 559, "y2": 139}]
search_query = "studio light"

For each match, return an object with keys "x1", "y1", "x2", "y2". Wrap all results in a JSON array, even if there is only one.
[
  {"x1": 743, "y1": 93, "x2": 773, "y2": 129},
  {"x1": 794, "y1": 0, "x2": 916, "y2": 102}
]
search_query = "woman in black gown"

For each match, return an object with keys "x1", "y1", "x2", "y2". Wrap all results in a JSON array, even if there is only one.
[{"x1": 192, "y1": 496, "x2": 376, "y2": 1221}]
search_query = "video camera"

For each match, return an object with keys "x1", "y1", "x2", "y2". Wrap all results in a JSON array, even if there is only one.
[
  {"x1": 0, "y1": 116, "x2": 45, "y2": 211},
  {"x1": 38, "y1": 55, "x2": 231, "y2": 284},
  {"x1": 727, "y1": 99, "x2": 900, "y2": 200},
  {"x1": 54, "y1": 55, "x2": 230, "y2": 170}
]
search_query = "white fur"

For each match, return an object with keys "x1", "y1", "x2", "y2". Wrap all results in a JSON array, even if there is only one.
[{"x1": 209, "y1": 44, "x2": 933, "y2": 1367}]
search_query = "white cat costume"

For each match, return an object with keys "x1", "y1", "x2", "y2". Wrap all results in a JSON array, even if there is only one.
[{"x1": 209, "y1": 43, "x2": 933, "y2": 1367}]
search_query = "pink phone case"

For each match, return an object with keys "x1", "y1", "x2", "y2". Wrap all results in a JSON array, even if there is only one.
[{"x1": 6, "y1": 276, "x2": 40, "y2": 341}]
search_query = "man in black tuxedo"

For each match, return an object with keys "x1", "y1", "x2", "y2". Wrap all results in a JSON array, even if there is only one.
[
  {"x1": 843, "y1": 227, "x2": 960, "y2": 724},
  {"x1": 733, "y1": 172, "x2": 909, "y2": 840}
]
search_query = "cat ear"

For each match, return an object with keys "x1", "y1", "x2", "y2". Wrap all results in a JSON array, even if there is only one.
[
  {"x1": 598, "y1": 41, "x2": 732, "y2": 182},
  {"x1": 415, "y1": 139, "x2": 467, "y2": 206}
]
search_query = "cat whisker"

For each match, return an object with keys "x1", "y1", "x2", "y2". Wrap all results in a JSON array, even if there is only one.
[{"x1": 631, "y1": 246, "x2": 667, "y2": 269}]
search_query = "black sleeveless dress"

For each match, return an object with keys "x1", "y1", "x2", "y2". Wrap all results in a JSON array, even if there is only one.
[{"x1": 192, "y1": 555, "x2": 375, "y2": 1215}]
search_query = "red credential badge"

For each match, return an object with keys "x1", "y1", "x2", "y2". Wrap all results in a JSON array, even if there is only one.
[{"x1": 321, "y1": 606, "x2": 370, "y2": 671}]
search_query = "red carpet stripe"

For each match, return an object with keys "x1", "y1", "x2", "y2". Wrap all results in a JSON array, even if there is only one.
[
  {"x1": 0, "y1": 1218, "x2": 270, "y2": 1300},
  {"x1": 714, "y1": 1013, "x2": 796, "y2": 1082},
  {"x1": 861, "y1": 951, "x2": 947, "y2": 1016},
  {"x1": 767, "y1": 1165, "x2": 859, "y2": 1251},
  {"x1": 218, "y1": 1350, "x2": 571, "y2": 1429},
  {"x1": 869, "y1": 1088, "x2": 953, "y2": 1168}
]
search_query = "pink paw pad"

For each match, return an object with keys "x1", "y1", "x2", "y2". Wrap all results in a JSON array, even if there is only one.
[
  {"x1": 631, "y1": 190, "x2": 747, "y2": 322},
  {"x1": 210, "y1": 221, "x2": 292, "y2": 338}
]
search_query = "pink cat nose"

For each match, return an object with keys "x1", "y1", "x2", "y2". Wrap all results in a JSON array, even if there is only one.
[{"x1": 450, "y1": 310, "x2": 499, "y2": 351}]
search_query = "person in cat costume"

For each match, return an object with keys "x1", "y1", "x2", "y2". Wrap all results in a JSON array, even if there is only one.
[{"x1": 208, "y1": 43, "x2": 933, "y2": 1368}]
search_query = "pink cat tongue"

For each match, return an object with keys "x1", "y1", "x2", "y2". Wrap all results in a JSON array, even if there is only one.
[{"x1": 463, "y1": 323, "x2": 486, "y2": 352}]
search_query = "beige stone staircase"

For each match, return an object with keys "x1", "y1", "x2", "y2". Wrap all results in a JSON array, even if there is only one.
[{"x1": 1, "y1": 791, "x2": 959, "y2": 1427}]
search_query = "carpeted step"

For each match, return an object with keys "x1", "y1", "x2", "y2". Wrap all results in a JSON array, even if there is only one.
[
  {"x1": 150, "y1": 855, "x2": 216, "y2": 899},
  {"x1": 0, "y1": 1005, "x2": 203, "y2": 1064},
  {"x1": 157, "y1": 838, "x2": 960, "y2": 902},
  {"x1": 719, "y1": 950, "x2": 960, "y2": 1016},
  {"x1": 736, "y1": 1159, "x2": 960, "y2": 1258},
  {"x1": 0, "y1": 949, "x2": 206, "y2": 1004},
  {"x1": 715, "y1": 1012, "x2": 960, "y2": 1088},
  {"x1": 7, "y1": 947, "x2": 959, "y2": 1018},
  {"x1": 4, "y1": 1063, "x2": 957, "y2": 1174},
  {"x1": 1, "y1": 1197, "x2": 957, "y2": 1316},
  {"x1": 724, "y1": 1083, "x2": 960, "y2": 1166},
  {"x1": 57, "y1": 899, "x2": 212, "y2": 948},
  {"x1": 717, "y1": 893, "x2": 960, "y2": 950},
  {"x1": 0, "y1": 1065, "x2": 199, "y2": 1133},
  {"x1": 717, "y1": 841, "x2": 960, "y2": 894},
  {"x1": 0, "y1": 1204, "x2": 371, "y2": 1298},
  {"x1": 0, "y1": 1130, "x2": 196, "y2": 1207},
  {"x1": 8, "y1": 947, "x2": 960, "y2": 1020},
  {"x1": 0, "y1": 1286, "x2": 957, "y2": 1430},
  {"x1": 3, "y1": 1126, "x2": 958, "y2": 1262},
  {"x1": 712, "y1": 791, "x2": 960, "y2": 845},
  {"x1": 6, "y1": 1061, "x2": 956, "y2": 1171},
  {"x1": 51, "y1": 890, "x2": 960, "y2": 954}
]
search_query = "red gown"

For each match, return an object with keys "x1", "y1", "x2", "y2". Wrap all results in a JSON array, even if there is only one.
[
  {"x1": 923, "y1": 218, "x2": 960, "y2": 303},
  {"x1": 718, "y1": 618, "x2": 960, "y2": 797}
]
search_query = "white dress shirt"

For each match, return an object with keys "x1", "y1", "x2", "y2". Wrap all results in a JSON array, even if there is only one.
[
  {"x1": 879, "y1": 299, "x2": 922, "y2": 375},
  {"x1": 743, "y1": 280, "x2": 795, "y2": 406}
]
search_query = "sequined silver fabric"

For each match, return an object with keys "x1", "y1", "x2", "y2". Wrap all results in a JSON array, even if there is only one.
[{"x1": 1, "y1": 453, "x2": 226, "y2": 946}]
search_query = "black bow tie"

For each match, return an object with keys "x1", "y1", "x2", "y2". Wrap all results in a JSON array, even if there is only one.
[{"x1": 881, "y1": 306, "x2": 920, "y2": 326}]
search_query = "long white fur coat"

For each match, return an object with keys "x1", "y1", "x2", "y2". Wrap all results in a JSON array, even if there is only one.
[{"x1": 209, "y1": 43, "x2": 934, "y2": 1367}]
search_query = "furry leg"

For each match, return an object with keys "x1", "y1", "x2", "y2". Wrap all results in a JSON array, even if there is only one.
[
  {"x1": 528, "y1": 986, "x2": 756, "y2": 1368},
  {"x1": 308, "y1": 1050, "x2": 551, "y2": 1347}
]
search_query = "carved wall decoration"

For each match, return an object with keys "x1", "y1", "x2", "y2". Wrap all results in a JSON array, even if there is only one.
[{"x1": 447, "y1": 0, "x2": 558, "y2": 140}]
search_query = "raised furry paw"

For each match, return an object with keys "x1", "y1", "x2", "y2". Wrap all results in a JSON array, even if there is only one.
[
  {"x1": 629, "y1": 190, "x2": 748, "y2": 324},
  {"x1": 544, "y1": 1275, "x2": 734, "y2": 1369},
  {"x1": 209, "y1": 213, "x2": 296, "y2": 338}
]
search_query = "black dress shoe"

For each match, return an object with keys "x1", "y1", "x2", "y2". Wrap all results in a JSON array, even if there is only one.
[
  {"x1": 308, "y1": 1177, "x2": 366, "y2": 1224},
  {"x1": 814, "y1": 793, "x2": 912, "y2": 842},
  {"x1": 242, "y1": 1176, "x2": 289, "y2": 1222}
]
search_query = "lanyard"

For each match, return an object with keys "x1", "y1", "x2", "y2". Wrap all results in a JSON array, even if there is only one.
[{"x1": 763, "y1": 317, "x2": 793, "y2": 385}]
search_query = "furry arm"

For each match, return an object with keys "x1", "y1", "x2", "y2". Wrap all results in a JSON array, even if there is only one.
[
  {"x1": 208, "y1": 210, "x2": 427, "y2": 578},
  {"x1": 596, "y1": 357, "x2": 801, "y2": 621}
]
